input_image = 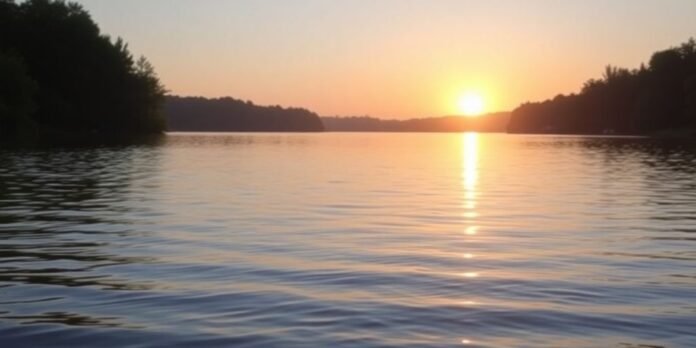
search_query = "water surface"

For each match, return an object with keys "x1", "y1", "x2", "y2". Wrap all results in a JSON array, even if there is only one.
[{"x1": 1, "y1": 133, "x2": 695, "y2": 347}]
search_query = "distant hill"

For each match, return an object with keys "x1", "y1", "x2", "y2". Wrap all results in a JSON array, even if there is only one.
[
  {"x1": 165, "y1": 96, "x2": 324, "y2": 132},
  {"x1": 322, "y1": 112, "x2": 510, "y2": 132}
]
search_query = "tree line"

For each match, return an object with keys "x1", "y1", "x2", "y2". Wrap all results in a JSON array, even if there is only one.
[
  {"x1": 508, "y1": 39, "x2": 696, "y2": 135},
  {"x1": 4, "y1": 1, "x2": 695, "y2": 138},
  {"x1": 322, "y1": 113, "x2": 510, "y2": 132},
  {"x1": 165, "y1": 96, "x2": 324, "y2": 132},
  {"x1": 0, "y1": 0, "x2": 166, "y2": 140}
]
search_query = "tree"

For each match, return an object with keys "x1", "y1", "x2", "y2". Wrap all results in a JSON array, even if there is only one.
[
  {"x1": 0, "y1": 53, "x2": 37, "y2": 136},
  {"x1": 685, "y1": 75, "x2": 696, "y2": 126},
  {"x1": 0, "y1": 0, "x2": 166, "y2": 139},
  {"x1": 509, "y1": 38, "x2": 696, "y2": 135}
]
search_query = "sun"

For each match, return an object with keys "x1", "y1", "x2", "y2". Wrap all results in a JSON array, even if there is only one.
[{"x1": 457, "y1": 92, "x2": 485, "y2": 117}]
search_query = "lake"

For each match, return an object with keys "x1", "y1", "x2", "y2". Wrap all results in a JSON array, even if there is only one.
[{"x1": 1, "y1": 133, "x2": 695, "y2": 347}]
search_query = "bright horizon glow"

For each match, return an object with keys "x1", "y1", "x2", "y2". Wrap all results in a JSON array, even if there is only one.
[
  {"x1": 72, "y1": 0, "x2": 696, "y2": 119},
  {"x1": 458, "y1": 93, "x2": 485, "y2": 116}
]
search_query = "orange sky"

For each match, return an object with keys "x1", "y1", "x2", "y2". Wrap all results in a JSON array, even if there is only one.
[{"x1": 76, "y1": 0, "x2": 696, "y2": 119}]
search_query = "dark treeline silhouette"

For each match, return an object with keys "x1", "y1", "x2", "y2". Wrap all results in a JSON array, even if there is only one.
[
  {"x1": 322, "y1": 113, "x2": 510, "y2": 132},
  {"x1": 0, "y1": 0, "x2": 165, "y2": 140},
  {"x1": 165, "y1": 96, "x2": 324, "y2": 132},
  {"x1": 508, "y1": 38, "x2": 696, "y2": 135}
]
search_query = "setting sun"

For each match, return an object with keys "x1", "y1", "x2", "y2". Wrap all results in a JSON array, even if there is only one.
[
  {"x1": 3, "y1": 1, "x2": 696, "y2": 347},
  {"x1": 458, "y1": 93, "x2": 485, "y2": 117}
]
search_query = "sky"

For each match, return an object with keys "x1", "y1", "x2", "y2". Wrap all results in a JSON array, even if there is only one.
[{"x1": 73, "y1": 0, "x2": 696, "y2": 119}]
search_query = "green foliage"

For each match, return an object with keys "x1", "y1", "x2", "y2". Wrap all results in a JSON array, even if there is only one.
[
  {"x1": 0, "y1": 0, "x2": 166, "y2": 138},
  {"x1": 509, "y1": 38, "x2": 696, "y2": 135}
]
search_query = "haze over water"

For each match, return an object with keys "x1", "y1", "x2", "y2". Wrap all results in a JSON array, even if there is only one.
[{"x1": 1, "y1": 133, "x2": 695, "y2": 347}]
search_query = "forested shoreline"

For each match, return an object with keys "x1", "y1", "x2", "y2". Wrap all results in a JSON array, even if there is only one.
[
  {"x1": 0, "y1": 0, "x2": 166, "y2": 140},
  {"x1": 322, "y1": 113, "x2": 510, "y2": 132},
  {"x1": 166, "y1": 96, "x2": 324, "y2": 132},
  {"x1": 508, "y1": 39, "x2": 696, "y2": 136},
  {"x1": 3, "y1": 1, "x2": 696, "y2": 139}
]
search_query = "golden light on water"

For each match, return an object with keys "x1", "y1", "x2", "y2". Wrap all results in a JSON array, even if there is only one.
[
  {"x1": 462, "y1": 133, "x2": 479, "y2": 207},
  {"x1": 461, "y1": 132, "x2": 481, "y2": 282},
  {"x1": 464, "y1": 226, "x2": 478, "y2": 235}
]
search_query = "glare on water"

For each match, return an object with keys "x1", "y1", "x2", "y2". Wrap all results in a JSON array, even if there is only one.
[{"x1": 0, "y1": 133, "x2": 695, "y2": 348}]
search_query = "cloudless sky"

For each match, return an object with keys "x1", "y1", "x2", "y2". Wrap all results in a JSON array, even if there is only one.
[{"x1": 74, "y1": 0, "x2": 696, "y2": 118}]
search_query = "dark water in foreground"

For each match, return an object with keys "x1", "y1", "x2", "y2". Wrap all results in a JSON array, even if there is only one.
[{"x1": 1, "y1": 133, "x2": 695, "y2": 348}]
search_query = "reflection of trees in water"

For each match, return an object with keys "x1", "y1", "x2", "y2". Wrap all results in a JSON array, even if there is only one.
[
  {"x1": 525, "y1": 137, "x2": 696, "y2": 312},
  {"x1": 525, "y1": 137, "x2": 696, "y2": 226},
  {"x1": 574, "y1": 138, "x2": 696, "y2": 193},
  {"x1": 165, "y1": 132, "x2": 316, "y2": 147},
  {"x1": 0, "y1": 311, "x2": 141, "y2": 329},
  {"x1": 580, "y1": 137, "x2": 696, "y2": 174},
  {"x1": 525, "y1": 136, "x2": 696, "y2": 175},
  {"x1": 0, "y1": 144, "x2": 163, "y2": 291},
  {"x1": 570, "y1": 139, "x2": 696, "y2": 253}
]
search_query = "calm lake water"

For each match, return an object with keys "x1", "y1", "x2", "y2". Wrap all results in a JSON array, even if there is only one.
[{"x1": 1, "y1": 133, "x2": 695, "y2": 348}]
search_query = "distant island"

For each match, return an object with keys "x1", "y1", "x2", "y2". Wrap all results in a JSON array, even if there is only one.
[
  {"x1": 0, "y1": 0, "x2": 165, "y2": 141},
  {"x1": 322, "y1": 113, "x2": 510, "y2": 132},
  {"x1": 508, "y1": 38, "x2": 696, "y2": 136},
  {"x1": 165, "y1": 96, "x2": 324, "y2": 132}
]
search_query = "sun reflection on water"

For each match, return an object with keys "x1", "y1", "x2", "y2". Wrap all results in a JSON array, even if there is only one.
[
  {"x1": 462, "y1": 133, "x2": 479, "y2": 193},
  {"x1": 464, "y1": 226, "x2": 478, "y2": 235},
  {"x1": 459, "y1": 134, "x2": 485, "y2": 346},
  {"x1": 460, "y1": 132, "x2": 482, "y2": 285},
  {"x1": 461, "y1": 132, "x2": 480, "y2": 236}
]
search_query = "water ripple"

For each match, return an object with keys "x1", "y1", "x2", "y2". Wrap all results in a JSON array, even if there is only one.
[{"x1": 1, "y1": 134, "x2": 695, "y2": 347}]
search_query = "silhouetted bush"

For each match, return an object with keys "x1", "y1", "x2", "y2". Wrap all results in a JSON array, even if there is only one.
[
  {"x1": 165, "y1": 96, "x2": 324, "y2": 132},
  {"x1": 0, "y1": 0, "x2": 165, "y2": 139},
  {"x1": 508, "y1": 39, "x2": 696, "y2": 135}
]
